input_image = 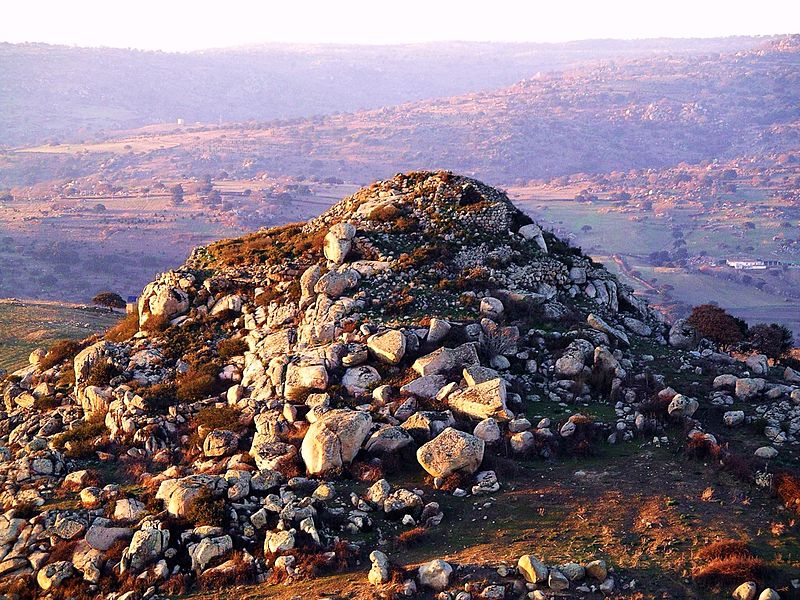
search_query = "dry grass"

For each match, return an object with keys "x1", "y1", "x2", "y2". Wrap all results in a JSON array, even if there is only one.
[
  {"x1": 394, "y1": 527, "x2": 428, "y2": 549},
  {"x1": 40, "y1": 338, "x2": 84, "y2": 370},
  {"x1": 105, "y1": 312, "x2": 139, "y2": 342},
  {"x1": 692, "y1": 539, "x2": 768, "y2": 589}
]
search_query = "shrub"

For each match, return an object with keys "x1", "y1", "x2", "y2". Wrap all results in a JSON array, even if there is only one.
[
  {"x1": 217, "y1": 337, "x2": 247, "y2": 362},
  {"x1": 140, "y1": 314, "x2": 168, "y2": 334},
  {"x1": 105, "y1": 312, "x2": 139, "y2": 342},
  {"x1": 40, "y1": 339, "x2": 84, "y2": 370},
  {"x1": 186, "y1": 489, "x2": 227, "y2": 527},
  {"x1": 687, "y1": 304, "x2": 747, "y2": 350},
  {"x1": 348, "y1": 460, "x2": 384, "y2": 483},
  {"x1": 692, "y1": 540, "x2": 768, "y2": 588},
  {"x1": 775, "y1": 472, "x2": 800, "y2": 513},
  {"x1": 176, "y1": 363, "x2": 220, "y2": 402},
  {"x1": 52, "y1": 416, "x2": 107, "y2": 458},
  {"x1": 197, "y1": 551, "x2": 255, "y2": 589},
  {"x1": 747, "y1": 323, "x2": 794, "y2": 360},
  {"x1": 206, "y1": 222, "x2": 327, "y2": 267},
  {"x1": 84, "y1": 360, "x2": 120, "y2": 387},
  {"x1": 193, "y1": 405, "x2": 241, "y2": 431},
  {"x1": 394, "y1": 527, "x2": 428, "y2": 548},
  {"x1": 370, "y1": 204, "x2": 403, "y2": 222},
  {"x1": 137, "y1": 381, "x2": 177, "y2": 413},
  {"x1": 696, "y1": 539, "x2": 750, "y2": 562}
]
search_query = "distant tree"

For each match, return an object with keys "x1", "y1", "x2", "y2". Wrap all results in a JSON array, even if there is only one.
[
  {"x1": 581, "y1": 225, "x2": 593, "y2": 233},
  {"x1": 0, "y1": 192, "x2": 12, "y2": 203},
  {"x1": 94, "y1": 203, "x2": 106, "y2": 212},
  {"x1": 206, "y1": 189, "x2": 222, "y2": 206},
  {"x1": 92, "y1": 291, "x2": 126, "y2": 310},
  {"x1": 169, "y1": 184, "x2": 184, "y2": 205},
  {"x1": 747, "y1": 323, "x2": 794, "y2": 360},
  {"x1": 687, "y1": 304, "x2": 747, "y2": 350}
]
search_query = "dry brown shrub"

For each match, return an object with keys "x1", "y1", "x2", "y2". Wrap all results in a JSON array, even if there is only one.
[
  {"x1": 140, "y1": 313, "x2": 168, "y2": 334},
  {"x1": 105, "y1": 312, "x2": 139, "y2": 342},
  {"x1": 693, "y1": 556, "x2": 767, "y2": 588},
  {"x1": 47, "y1": 539, "x2": 78, "y2": 563},
  {"x1": 696, "y1": 539, "x2": 751, "y2": 562},
  {"x1": 216, "y1": 337, "x2": 247, "y2": 361},
  {"x1": 197, "y1": 551, "x2": 255, "y2": 589},
  {"x1": 394, "y1": 526, "x2": 428, "y2": 548},
  {"x1": 775, "y1": 472, "x2": 800, "y2": 512},
  {"x1": 40, "y1": 339, "x2": 84, "y2": 370},
  {"x1": 692, "y1": 539, "x2": 769, "y2": 589},
  {"x1": 685, "y1": 432, "x2": 722, "y2": 461},
  {"x1": 0, "y1": 576, "x2": 36, "y2": 600}
]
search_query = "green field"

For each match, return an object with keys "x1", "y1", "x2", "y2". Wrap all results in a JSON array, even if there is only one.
[{"x1": 0, "y1": 300, "x2": 121, "y2": 373}]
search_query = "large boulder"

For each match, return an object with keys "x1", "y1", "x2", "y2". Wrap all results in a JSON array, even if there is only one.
[
  {"x1": 121, "y1": 523, "x2": 170, "y2": 573},
  {"x1": 301, "y1": 409, "x2": 372, "y2": 475},
  {"x1": 745, "y1": 354, "x2": 769, "y2": 376},
  {"x1": 518, "y1": 555, "x2": 548, "y2": 583},
  {"x1": 203, "y1": 429, "x2": 239, "y2": 457},
  {"x1": 448, "y1": 378, "x2": 512, "y2": 421},
  {"x1": 138, "y1": 276, "x2": 190, "y2": 328},
  {"x1": 189, "y1": 535, "x2": 233, "y2": 571},
  {"x1": 413, "y1": 343, "x2": 480, "y2": 378},
  {"x1": 416, "y1": 427, "x2": 485, "y2": 478},
  {"x1": 518, "y1": 223, "x2": 548, "y2": 253},
  {"x1": 418, "y1": 559, "x2": 452, "y2": 591},
  {"x1": 669, "y1": 318, "x2": 698, "y2": 349},
  {"x1": 587, "y1": 314, "x2": 629, "y2": 346},
  {"x1": 74, "y1": 341, "x2": 115, "y2": 390},
  {"x1": 284, "y1": 362, "x2": 329, "y2": 400},
  {"x1": 555, "y1": 339, "x2": 593, "y2": 378},
  {"x1": 735, "y1": 377, "x2": 766, "y2": 401},
  {"x1": 36, "y1": 561, "x2": 73, "y2": 590},
  {"x1": 367, "y1": 330, "x2": 406, "y2": 365},
  {"x1": 323, "y1": 222, "x2": 356, "y2": 264},
  {"x1": 155, "y1": 475, "x2": 227, "y2": 518},
  {"x1": 314, "y1": 268, "x2": 359, "y2": 298},
  {"x1": 342, "y1": 365, "x2": 382, "y2": 396}
]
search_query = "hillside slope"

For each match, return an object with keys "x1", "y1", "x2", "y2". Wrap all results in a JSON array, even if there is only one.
[
  {"x1": 5, "y1": 36, "x2": 797, "y2": 188},
  {"x1": 1, "y1": 172, "x2": 799, "y2": 598},
  {"x1": 0, "y1": 37, "x2": 768, "y2": 147}
]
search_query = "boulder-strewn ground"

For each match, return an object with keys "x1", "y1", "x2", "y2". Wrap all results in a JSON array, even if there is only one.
[{"x1": 1, "y1": 171, "x2": 799, "y2": 599}]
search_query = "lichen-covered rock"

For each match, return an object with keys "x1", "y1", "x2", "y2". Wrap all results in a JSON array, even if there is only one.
[
  {"x1": 416, "y1": 427, "x2": 484, "y2": 478},
  {"x1": 418, "y1": 559, "x2": 452, "y2": 591},
  {"x1": 447, "y1": 378, "x2": 512, "y2": 421},
  {"x1": 301, "y1": 409, "x2": 372, "y2": 475},
  {"x1": 367, "y1": 330, "x2": 406, "y2": 365}
]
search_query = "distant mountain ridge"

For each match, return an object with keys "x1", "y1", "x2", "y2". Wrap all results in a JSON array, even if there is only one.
[{"x1": 0, "y1": 36, "x2": 774, "y2": 147}]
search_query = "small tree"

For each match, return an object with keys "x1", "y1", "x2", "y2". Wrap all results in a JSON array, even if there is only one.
[
  {"x1": 169, "y1": 183, "x2": 185, "y2": 205},
  {"x1": 92, "y1": 291, "x2": 126, "y2": 310},
  {"x1": 687, "y1": 304, "x2": 747, "y2": 350},
  {"x1": 748, "y1": 323, "x2": 794, "y2": 360}
]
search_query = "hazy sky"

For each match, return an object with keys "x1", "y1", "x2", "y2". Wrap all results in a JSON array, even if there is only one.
[{"x1": 2, "y1": 0, "x2": 797, "y2": 51}]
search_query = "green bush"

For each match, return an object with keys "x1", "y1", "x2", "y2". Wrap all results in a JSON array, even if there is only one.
[
  {"x1": 185, "y1": 488, "x2": 227, "y2": 526},
  {"x1": 176, "y1": 363, "x2": 220, "y2": 402},
  {"x1": 52, "y1": 417, "x2": 107, "y2": 458},
  {"x1": 217, "y1": 338, "x2": 247, "y2": 362}
]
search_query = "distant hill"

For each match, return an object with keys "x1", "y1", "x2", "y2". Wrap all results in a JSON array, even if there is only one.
[
  {"x1": 0, "y1": 36, "x2": 772, "y2": 147},
  {"x1": 3, "y1": 36, "x2": 796, "y2": 188}
]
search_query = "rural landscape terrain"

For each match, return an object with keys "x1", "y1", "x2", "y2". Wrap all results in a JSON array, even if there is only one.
[{"x1": 0, "y1": 28, "x2": 799, "y2": 600}]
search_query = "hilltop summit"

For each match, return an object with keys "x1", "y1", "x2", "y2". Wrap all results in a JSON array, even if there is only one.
[{"x1": 1, "y1": 171, "x2": 800, "y2": 598}]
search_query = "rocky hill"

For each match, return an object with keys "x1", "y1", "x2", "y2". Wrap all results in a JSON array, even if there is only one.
[{"x1": 1, "y1": 171, "x2": 800, "y2": 599}]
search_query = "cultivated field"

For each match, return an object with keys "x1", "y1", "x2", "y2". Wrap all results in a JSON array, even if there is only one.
[{"x1": 0, "y1": 299, "x2": 120, "y2": 372}]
